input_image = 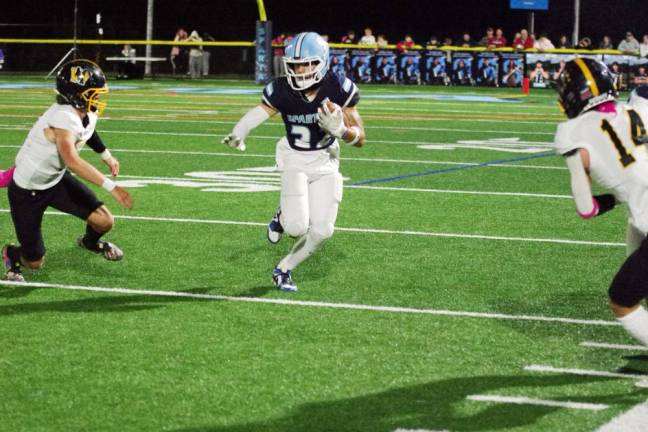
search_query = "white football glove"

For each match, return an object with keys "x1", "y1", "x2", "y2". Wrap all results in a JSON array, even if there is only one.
[
  {"x1": 317, "y1": 102, "x2": 346, "y2": 139},
  {"x1": 221, "y1": 133, "x2": 246, "y2": 152}
]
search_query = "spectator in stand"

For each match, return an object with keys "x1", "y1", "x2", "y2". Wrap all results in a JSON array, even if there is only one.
[
  {"x1": 557, "y1": 35, "x2": 571, "y2": 49},
  {"x1": 618, "y1": 31, "x2": 640, "y2": 54},
  {"x1": 577, "y1": 37, "x2": 593, "y2": 50},
  {"x1": 609, "y1": 62, "x2": 626, "y2": 91},
  {"x1": 490, "y1": 28, "x2": 507, "y2": 48},
  {"x1": 187, "y1": 30, "x2": 203, "y2": 79},
  {"x1": 170, "y1": 28, "x2": 188, "y2": 75},
  {"x1": 634, "y1": 66, "x2": 648, "y2": 87},
  {"x1": 341, "y1": 30, "x2": 356, "y2": 44},
  {"x1": 599, "y1": 35, "x2": 614, "y2": 50},
  {"x1": 512, "y1": 29, "x2": 534, "y2": 50},
  {"x1": 460, "y1": 32, "x2": 475, "y2": 48},
  {"x1": 272, "y1": 32, "x2": 287, "y2": 78},
  {"x1": 553, "y1": 59, "x2": 566, "y2": 80},
  {"x1": 117, "y1": 44, "x2": 136, "y2": 79},
  {"x1": 640, "y1": 34, "x2": 648, "y2": 58},
  {"x1": 396, "y1": 34, "x2": 415, "y2": 53},
  {"x1": 427, "y1": 36, "x2": 439, "y2": 48},
  {"x1": 202, "y1": 32, "x2": 214, "y2": 77},
  {"x1": 534, "y1": 33, "x2": 555, "y2": 51},
  {"x1": 442, "y1": 37, "x2": 453, "y2": 47},
  {"x1": 376, "y1": 34, "x2": 388, "y2": 47},
  {"x1": 359, "y1": 27, "x2": 376, "y2": 45},
  {"x1": 479, "y1": 28, "x2": 494, "y2": 47}
]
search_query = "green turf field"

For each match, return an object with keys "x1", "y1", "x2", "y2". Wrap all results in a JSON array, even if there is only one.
[{"x1": 0, "y1": 75, "x2": 646, "y2": 431}]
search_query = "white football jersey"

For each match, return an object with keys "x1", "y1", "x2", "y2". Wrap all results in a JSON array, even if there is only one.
[
  {"x1": 554, "y1": 102, "x2": 648, "y2": 232},
  {"x1": 14, "y1": 103, "x2": 97, "y2": 190}
]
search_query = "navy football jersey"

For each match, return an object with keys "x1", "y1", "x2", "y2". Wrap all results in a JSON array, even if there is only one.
[{"x1": 262, "y1": 71, "x2": 360, "y2": 151}]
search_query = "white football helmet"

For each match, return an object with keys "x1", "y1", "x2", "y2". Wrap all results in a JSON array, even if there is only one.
[
  {"x1": 283, "y1": 32, "x2": 330, "y2": 91},
  {"x1": 629, "y1": 85, "x2": 648, "y2": 109}
]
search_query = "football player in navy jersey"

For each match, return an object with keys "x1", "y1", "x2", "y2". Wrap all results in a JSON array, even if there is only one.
[{"x1": 223, "y1": 32, "x2": 365, "y2": 292}]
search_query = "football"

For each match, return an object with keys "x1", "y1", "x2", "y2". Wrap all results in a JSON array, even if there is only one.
[{"x1": 323, "y1": 100, "x2": 353, "y2": 126}]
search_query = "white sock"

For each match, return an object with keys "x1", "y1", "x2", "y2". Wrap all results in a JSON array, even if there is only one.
[
  {"x1": 617, "y1": 305, "x2": 648, "y2": 347},
  {"x1": 278, "y1": 231, "x2": 322, "y2": 272}
]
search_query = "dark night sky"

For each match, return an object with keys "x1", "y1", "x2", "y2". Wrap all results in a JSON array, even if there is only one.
[{"x1": 2, "y1": 0, "x2": 647, "y2": 46}]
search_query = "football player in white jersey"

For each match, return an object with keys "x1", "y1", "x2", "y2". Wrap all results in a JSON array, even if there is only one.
[
  {"x1": 222, "y1": 32, "x2": 365, "y2": 292},
  {"x1": 554, "y1": 59, "x2": 648, "y2": 363},
  {"x1": 2, "y1": 59, "x2": 133, "y2": 282}
]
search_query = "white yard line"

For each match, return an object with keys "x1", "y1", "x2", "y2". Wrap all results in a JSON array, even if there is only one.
[
  {"x1": 0, "y1": 124, "x2": 554, "y2": 138},
  {"x1": 0, "y1": 144, "x2": 565, "y2": 170},
  {"x1": 116, "y1": 174, "x2": 570, "y2": 199},
  {"x1": 596, "y1": 400, "x2": 648, "y2": 431},
  {"x1": 580, "y1": 342, "x2": 648, "y2": 351},
  {"x1": 0, "y1": 209, "x2": 624, "y2": 248},
  {"x1": 0, "y1": 280, "x2": 619, "y2": 326},
  {"x1": 524, "y1": 365, "x2": 646, "y2": 379},
  {"x1": 467, "y1": 394, "x2": 608, "y2": 411}
]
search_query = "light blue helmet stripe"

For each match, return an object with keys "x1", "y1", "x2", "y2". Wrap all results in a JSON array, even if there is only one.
[{"x1": 294, "y1": 33, "x2": 306, "y2": 58}]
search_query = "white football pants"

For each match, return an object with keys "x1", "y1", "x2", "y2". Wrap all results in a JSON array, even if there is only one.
[{"x1": 277, "y1": 169, "x2": 343, "y2": 271}]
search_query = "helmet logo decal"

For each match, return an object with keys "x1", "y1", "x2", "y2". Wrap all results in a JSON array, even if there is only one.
[{"x1": 70, "y1": 66, "x2": 91, "y2": 86}]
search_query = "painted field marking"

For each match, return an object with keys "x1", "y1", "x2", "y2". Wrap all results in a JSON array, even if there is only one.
[
  {"x1": 596, "y1": 399, "x2": 648, "y2": 431},
  {"x1": 467, "y1": 394, "x2": 608, "y2": 411},
  {"x1": 524, "y1": 365, "x2": 646, "y2": 379},
  {"x1": 393, "y1": 428, "x2": 450, "y2": 432},
  {"x1": 349, "y1": 185, "x2": 571, "y2": 199},
  {"x1": 0, "y1": 280, "x2": 619, "y2": 327},
  {"x1": 352, "y1": 152, "x2": 555, "y2": 186},
  {"x1": 0, "y1": 144, "x2": 566, "y2": 170},
  {"x1": 0, "y1": 122, "x2": 555, "y2": 138},
  {"x1": 580, "y1": 342, "x2": 648, "y2": 351},
  {"x1": 0, "y1": 209, "x2": 625, "y2": 248}
]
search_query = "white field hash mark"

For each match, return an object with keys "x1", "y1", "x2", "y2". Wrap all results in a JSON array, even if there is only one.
[
  {"x1": 0, "y1": 209, "x2": 625, "y2": 248},
  {"x1": 596, "y1": 399, "x2": 648, "y2": 432},
  {"x1": 580, "y1": 342, "x2": 648, "y2": 351},
  {"x1": 524, "y1": 365, "x2": 646, "y2": 379},
  {"x1": 467, "y1": 394, "x2": 609, "y2": 411},
  {"x1": 0, "y1": 280, "x2": 619, "y2": 327}
]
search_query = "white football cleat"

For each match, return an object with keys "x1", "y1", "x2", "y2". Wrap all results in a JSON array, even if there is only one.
[
  {"x1": 272, "y1": 267, "x2": 297, "y2": 292},
  {"x1": 267, "y1": 208, "x2": 284, "y2": 244}
]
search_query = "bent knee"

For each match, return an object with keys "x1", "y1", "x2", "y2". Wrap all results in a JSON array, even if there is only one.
[
  {"x1": 24, "y1": 257, "x2": 45, "y2": 269},
  {"x1": 89, "y1": 207, "x2": 114, "y2": 233},
  {"x1": 310, "y1": 222, "x2": 335, "y2": 241},
  {"x1": 284, "y1": 219, "x2": 309, "y2": 237}
]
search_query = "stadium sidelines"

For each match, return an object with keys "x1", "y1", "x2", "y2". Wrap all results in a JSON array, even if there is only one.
[
  {"x1": 0, "y1": 209, "x2": 625, "y2": 247},
  {"x1": 0, "y1": 280, "x2": 619, "y2": 326}
]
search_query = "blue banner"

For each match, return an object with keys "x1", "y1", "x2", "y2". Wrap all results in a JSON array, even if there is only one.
[{"x1": 510, "y1": 0, "x2": 549, "y2": 10}]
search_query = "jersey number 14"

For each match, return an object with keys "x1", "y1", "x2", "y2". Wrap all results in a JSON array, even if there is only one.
[{"x1": 601, "y1": 109, "x2": 647, "y2": 168}]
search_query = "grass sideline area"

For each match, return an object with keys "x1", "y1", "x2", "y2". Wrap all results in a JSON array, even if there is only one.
[{"x1": 0, "y1": 75, "x2": 646, "y2": 431}]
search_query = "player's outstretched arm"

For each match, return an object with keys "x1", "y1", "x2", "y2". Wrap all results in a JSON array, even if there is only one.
[
  {"x1": 55, "y1": 128, "x2": 133, "y2": 209},
  {"x1": 222, "y1": 103, "x2": 277, "y2": 151}
]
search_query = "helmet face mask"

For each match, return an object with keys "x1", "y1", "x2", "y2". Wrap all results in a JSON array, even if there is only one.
[
  {"x1": 56, "y1": 59, "x2": 109, "y2": 116},
  {"x1": 283, "y1": 32, "x2": 330, "y2": 91}
]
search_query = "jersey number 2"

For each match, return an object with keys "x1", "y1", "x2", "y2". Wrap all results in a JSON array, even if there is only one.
[{"x1": 600, "y1": 109, "x2": 647, "y2": 168}]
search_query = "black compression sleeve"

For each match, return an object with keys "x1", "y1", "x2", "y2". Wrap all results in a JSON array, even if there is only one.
[
  {"x1": 594, "y1": 194, "x2": 616, "y2": 216},
  {"x1": 86, "y1": 131, "x2": 106, "y2": 153}
]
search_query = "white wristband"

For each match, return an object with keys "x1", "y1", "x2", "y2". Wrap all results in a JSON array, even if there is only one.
[
  {"x1": 345, "y1": 126, "x2": 361, "y2": 145},
  {"x1": 102, "y1": 178, "x2": 116, "y2": 192},
  {"x1": 100, "y1": 149, "x2": 112, "y2": 161}
]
